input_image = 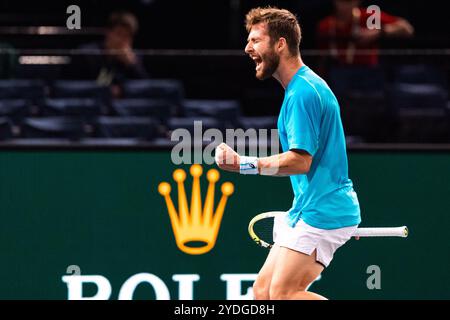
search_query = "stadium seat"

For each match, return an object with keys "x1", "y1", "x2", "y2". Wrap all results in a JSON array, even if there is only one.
[
  {"x1": 112, "y1": 99, "x2": 173, "y2": 124},
  {"x1": 395, "y1": 108, "x2": 448, "y2": 143},
  {"x1": 122, "y1": 79, "x2": 184, "y2": 108},
  {"x1": 181, "y1": 99, "x2": 242, "y2": 126},
  {"x1": 345, "y1": 135, "x2": 365, "y2": 144},
  {"x1": 16, "y1": 63, "x2": 63, "y2": 81},
  {"x1": 328, "y1": 66, "x2": 385, "y2": 97},
  {"x1": 0, "y1": 99, "x2": 29, "y2": 119},
  {"x1": 0, "y1": 117, "x2": 13, "y2": 140},
  {"x1": 339, "y1": 95, "x2": 390, "y2": 142},
  {"x1": 0, "y1": 79, "x2": 46, "y2": 100},
  {"x1": 51, "y1": 80, "x2": 111, "y2": 101},
  {"x1": 387, "y1": 83, "x2": 448, "y2": 142},
  {"x1": 237, "y1": 116, "x2": 278, "y2": 130},
  {"x1": 168, "y1": 117, "x2": 224, "y2": 133},
  {"x1": 42, "y1": 98, "x2": 103, "y2": 118},
  {"x1": 393, "y1": 64, "x2": 447, "y2": 86},
  {"x1": 242, "y1": 87, "x2": 284, "y2": 116},
  {"x1": 388, "y1": 83, "x2": 447, "y2": 110},
  {"x1": 95, "y1": 116, "x2": 159, "y2": 140},
  {"x1": 212, "y1": 116, "x2": 278, "y2": 154},
  {"x1": 21, "y1": 117, "x2": 86, "y2": 139}
]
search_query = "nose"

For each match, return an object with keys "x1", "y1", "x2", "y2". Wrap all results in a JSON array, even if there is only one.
[{"x1": 245, "y1": 42, "x2": 253, "y2": 55}]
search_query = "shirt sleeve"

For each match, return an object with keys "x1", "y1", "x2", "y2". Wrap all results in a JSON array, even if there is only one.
[
  {"x1": 284, "y1": 87, "x2": 322, "y2": 157},
  {"x1": 380, "y1": 11, "x2": 399, "y2": 24}
]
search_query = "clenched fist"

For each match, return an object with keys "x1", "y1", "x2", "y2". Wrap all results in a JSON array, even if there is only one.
[{"x1": 215, "y1": 143, "x2": 240, "y2": 172}]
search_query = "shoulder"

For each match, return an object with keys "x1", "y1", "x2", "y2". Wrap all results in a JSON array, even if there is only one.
[
  {"x1": 291, "y1": 74, "x2": 323, "y2": 104},
  {"x1": 285, "y1": 77, "x2": 323, "y2": 117}
]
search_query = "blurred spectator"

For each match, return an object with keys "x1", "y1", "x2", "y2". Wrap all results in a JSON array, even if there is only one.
[
  {"x1": 317, "y1": 0, "x2": 414, "y2": 67},
  {"x1": 0, "y1": 42, "x2": 18, "y2": 78},
  {"x1": 71, "y1": 11, "x2": 148, "y2": 97}
]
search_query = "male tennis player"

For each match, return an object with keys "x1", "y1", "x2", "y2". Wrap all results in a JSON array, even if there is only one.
[{"x1": 215, "y1": 7, "x2": 361, "y2": 300}]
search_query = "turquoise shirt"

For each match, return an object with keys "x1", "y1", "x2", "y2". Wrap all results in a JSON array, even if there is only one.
[{"x1": 278, "y1": 65, "x2": 361, "y2": 229}]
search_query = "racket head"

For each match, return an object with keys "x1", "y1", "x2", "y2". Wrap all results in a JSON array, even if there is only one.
[{"x1": 248, "y1": 211, "x2": 285, "y2": 249}]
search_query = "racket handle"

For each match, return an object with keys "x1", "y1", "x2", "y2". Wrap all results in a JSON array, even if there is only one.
[{"x1": 353, "y1": 226, "x2": 408, "y2": 238}]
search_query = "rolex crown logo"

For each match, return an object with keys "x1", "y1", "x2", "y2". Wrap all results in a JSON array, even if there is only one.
[{"x1": 158, "y1": 164, "x2": 234, "y2": 255}]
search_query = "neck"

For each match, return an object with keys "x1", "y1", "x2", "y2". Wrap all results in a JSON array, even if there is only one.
[{"x1": 273, "y1": 55, "x2": 304, "y2": 89}]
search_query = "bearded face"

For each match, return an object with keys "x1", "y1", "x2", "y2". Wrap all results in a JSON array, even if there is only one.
[
  {"x1": 253, "y1": 46, "x2": 280, "y2": 80},
  {"x1": 245, "y1": 23, "x2": 281, "y2": 80}
]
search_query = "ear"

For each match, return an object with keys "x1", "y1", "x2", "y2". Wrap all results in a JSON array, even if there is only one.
[{"x1": 276, "y1": 37, "x2": 288, "y2": 54}]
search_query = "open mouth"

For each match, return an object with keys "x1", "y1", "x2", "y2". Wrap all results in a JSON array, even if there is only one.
[{"x1": 252, "y1": 56, "x2": 263, "y2": 71}]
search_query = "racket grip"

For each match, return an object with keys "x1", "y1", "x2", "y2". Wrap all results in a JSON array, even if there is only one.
[{"x1": 353, "y1": 226, "x2": 408, "y2": 238}]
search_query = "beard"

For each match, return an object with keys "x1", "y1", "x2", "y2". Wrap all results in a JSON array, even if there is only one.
[{"x1": 256, "y1": 49, "x2": 280, "y2": 80}]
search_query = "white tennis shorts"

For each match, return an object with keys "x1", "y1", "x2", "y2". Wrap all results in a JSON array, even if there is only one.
[{"x1": 273, "y1": 213, "x2": 358, "y2": 268}]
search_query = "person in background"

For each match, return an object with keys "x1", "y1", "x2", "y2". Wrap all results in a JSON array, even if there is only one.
[
  {"x1": 72, "y1": 11, "x2": 148, "y2": 97},
  {"x1": 316, "y1": 0, "x2": 414, "y2": 67}
]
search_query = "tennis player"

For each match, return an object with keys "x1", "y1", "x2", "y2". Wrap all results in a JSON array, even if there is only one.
[{"x1": 215, "y1": 7, "x2": 361, "y2": 300}]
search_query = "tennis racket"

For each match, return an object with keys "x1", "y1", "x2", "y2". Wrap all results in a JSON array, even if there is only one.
[{"x1": 248, "y1": 211, "x2": 409, "y2": 249}]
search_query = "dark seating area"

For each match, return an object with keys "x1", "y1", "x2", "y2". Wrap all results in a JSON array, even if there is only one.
[
  {"x1": 0, "y1": 62, "x2": 449, "y2": 144},
  {"x1": 0, "y1": 0, "x2": 448, "y2": 146},
  {"x1": 0, "y1": 78, "x2": 276, "y2": 144},
  {"x1": 328, "y1": 64, "x2": 450, "y2": 143}
]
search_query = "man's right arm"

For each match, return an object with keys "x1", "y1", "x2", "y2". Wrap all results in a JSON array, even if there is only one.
[{"x1": 382, "y1": 18, "x2": 414, "y2": 38}]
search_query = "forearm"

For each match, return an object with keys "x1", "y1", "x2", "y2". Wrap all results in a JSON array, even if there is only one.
[
  {"x1": 258, "y1": 151, "x2": 311, "y2": 176},
  {"x1": 215, "y1": 143, "x2": 311, "y2": 176},
  {"x1": 384, "y1": 20, "x2": 414, "y2": 37}
]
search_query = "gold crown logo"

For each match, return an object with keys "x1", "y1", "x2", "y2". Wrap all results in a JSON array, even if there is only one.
[{"x1": 158, "y1": 164, "x2": 234, "y2": 255}]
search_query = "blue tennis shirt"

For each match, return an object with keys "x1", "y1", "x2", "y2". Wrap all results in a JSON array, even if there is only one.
[{"x1": 278, "y1": 65, "x2": 361, "y2": 229}]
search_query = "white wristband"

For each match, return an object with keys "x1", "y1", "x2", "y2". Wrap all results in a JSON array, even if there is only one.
[{"x1": 239, "y1": 156, "x2": 259, "y2": 175}]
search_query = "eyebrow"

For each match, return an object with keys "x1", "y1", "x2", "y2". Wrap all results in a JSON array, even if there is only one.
[{"x1": 247, "y1": 36, "x2": 261, "y2": 42}]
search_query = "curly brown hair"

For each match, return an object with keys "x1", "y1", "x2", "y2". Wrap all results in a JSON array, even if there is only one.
[{"x1": 245, "y1": 6, "x2": 301, "y2": 56}]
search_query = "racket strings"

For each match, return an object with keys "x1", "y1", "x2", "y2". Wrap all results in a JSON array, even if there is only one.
[{"x1": 253, "y1": 218, "x2": 275, "y2": 245}]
